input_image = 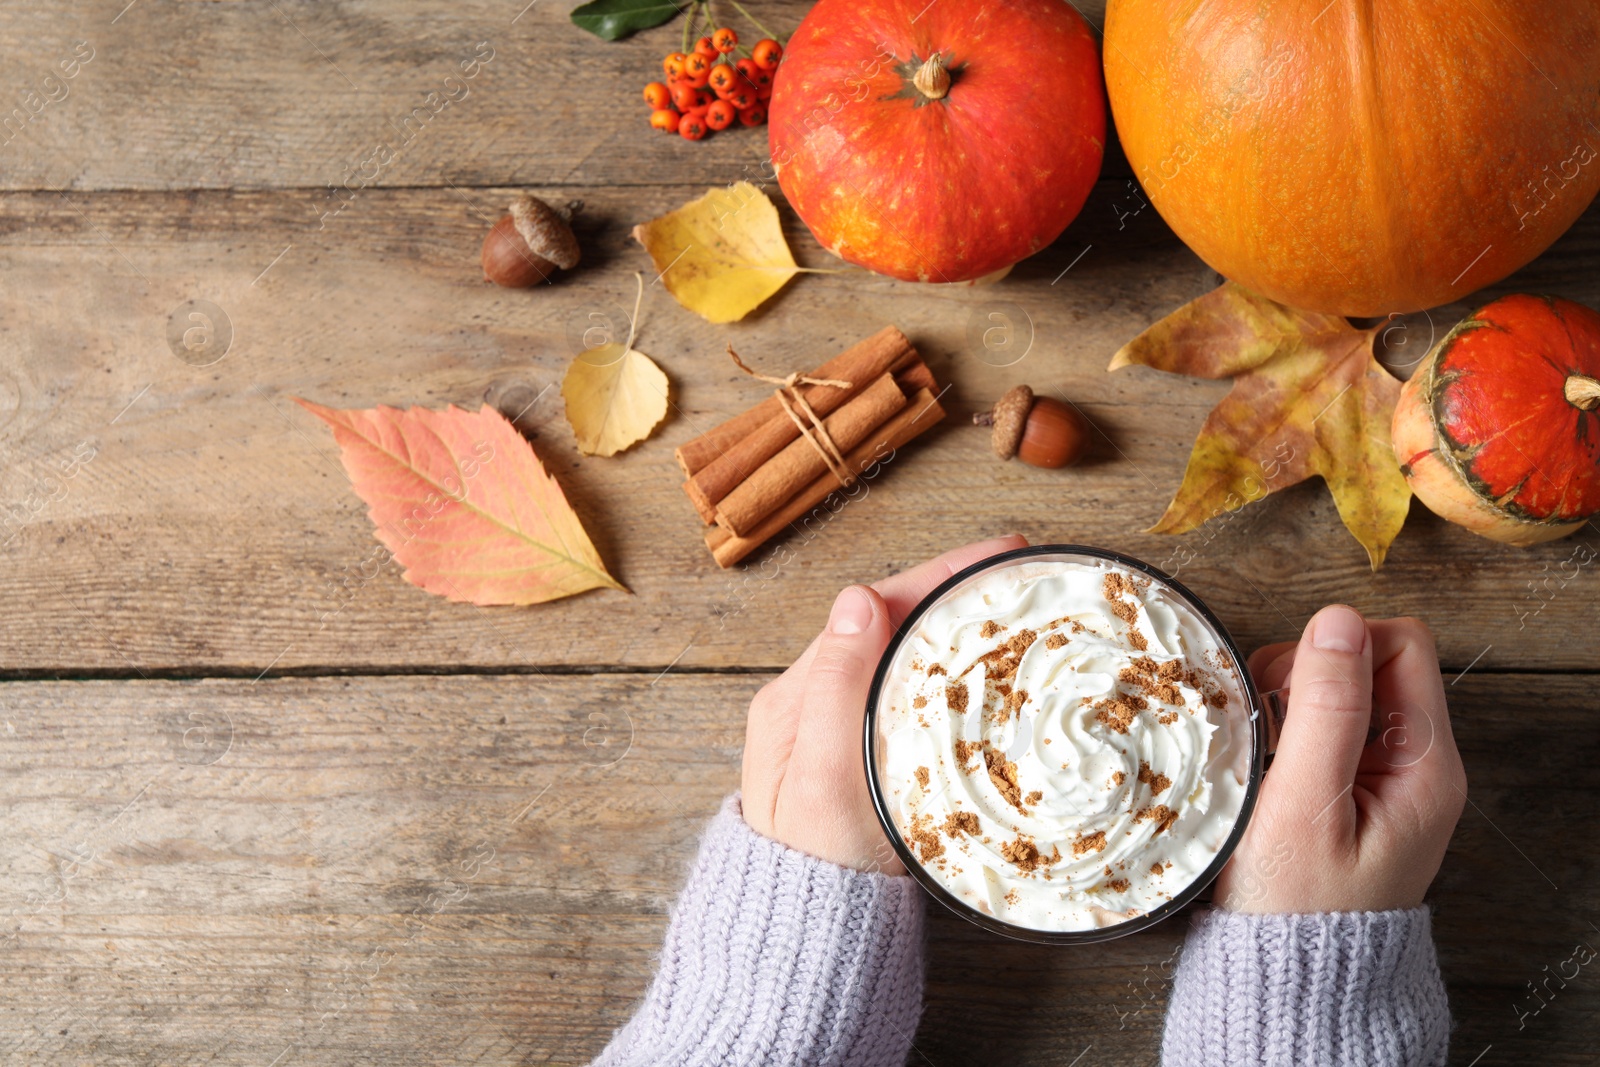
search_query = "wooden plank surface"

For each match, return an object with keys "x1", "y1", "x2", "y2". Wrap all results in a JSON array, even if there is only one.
[
  {"x1": 3, "y1": 1, "x2": 1598, "y2": 1063},
  {"x1": 0, "y1": 1, "x2": 1126, "y2": 193},
  {"x1": 1, "y1": 182, "x2": 1597, "y2": 674},
  {"x1": 0, "y1": 673, "x2": 1593, "y2": 1065}
]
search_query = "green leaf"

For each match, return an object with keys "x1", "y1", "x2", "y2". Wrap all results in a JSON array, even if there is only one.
[{"x1": 570, "y1": 0, "x2": 683, "y2": 41}]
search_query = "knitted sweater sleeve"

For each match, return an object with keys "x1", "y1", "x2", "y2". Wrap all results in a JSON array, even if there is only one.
[
  {"x1": 591, "y1": 794, "x2": 926, "y2": 1067},
  {"x1": 1162, "y1": 907, "x2": 1451, "y2": 1067}
]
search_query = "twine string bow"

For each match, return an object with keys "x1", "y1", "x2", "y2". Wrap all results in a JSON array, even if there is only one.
[{"x1": 727, "y1": 345, "x2": 856, "y2": 487}]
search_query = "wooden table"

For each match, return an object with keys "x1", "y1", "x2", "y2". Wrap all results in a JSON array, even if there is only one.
[{"x1": 1, "y1": 2, "x2": 1595, "y2": 1063}]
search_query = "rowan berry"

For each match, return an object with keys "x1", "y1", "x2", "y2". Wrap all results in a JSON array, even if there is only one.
[
  {"x1": 708, "y1": 63, "x2": 740, "y2": 95},
  {"x1": 650, "y1": 108, "x2": 681, "y2": 133},
  {"x1": 670, "y1": 82, "x2": 704, "y2": 112},
  {"x1": 723, "y1": 85, "x2": 757, "y2": 111},
  {"x1": 694, "y1": 36, "x2": 718, "y2": 58},
  {"x1": 738, "y1": 103, "x2": 766, "y2": 126},
  {"x1": 712, "y1": 27, "x2": 738, "y2": 53},
  {"x1": 752, "y1": 39, "x2": 783, "y2": 70},
  {"x1": 705, "y1": 99, "x2": 736, "y2": 130},
  {"x1": 663, "y1": 52, "x2": 688, "y2": 79},
  {"x1": 643, "y1": 82, "x2": 672, "y2": 110},
  {"x1": 683, "y1": 52, "x2": 713, "y2": 85},
  {"x1": 679, "y1": 114, "x2": 708, "y2": 140}
]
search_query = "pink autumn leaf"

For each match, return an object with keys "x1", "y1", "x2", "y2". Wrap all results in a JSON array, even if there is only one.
[{"x1": 296, "y1": 399, "x2": 625, "y2": 605}]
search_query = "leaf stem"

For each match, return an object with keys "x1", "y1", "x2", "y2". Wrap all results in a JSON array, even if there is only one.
[
  {"x1": 626, "y1": 272, "x2": 644, "y2": 351},
  {"x1": 725, "y1": 0, "x2": 779, "y2": 42},
  {"x1": 682, "y1": 0, "x2": 694, "y2": 54}
]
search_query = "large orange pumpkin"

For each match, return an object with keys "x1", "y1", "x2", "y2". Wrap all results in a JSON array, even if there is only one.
[{"x1": 1104, "y1": 2, "x2": 1600, "y2": 316}]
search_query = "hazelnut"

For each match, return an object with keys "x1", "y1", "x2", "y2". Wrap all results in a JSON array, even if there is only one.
[
  {"x1": 481, "y1": 194, "x2": 581, "y2": 287},
  {"x1": 974, "y1": 385, "x2": 1091, "y2": 468}
]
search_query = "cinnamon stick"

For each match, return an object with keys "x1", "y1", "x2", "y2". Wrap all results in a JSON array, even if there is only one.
[
  {"x1": 706, "y1": 387, "x2": 948, "y2": 568},
  {"x1": 894, "y1": 359, "x2": 937, "y2": 395},
  {"x1": 681, "y1": 328, "x2": 917, "y2": 521},
  {"x1": 714, "y1": 373, "x2": 908, "y2": 537},
  {"x1": 684, "y1": 348, "x2": 924, "y2": 525},
  {"x1": 673, "y1": 404, "x2": 769, "y2": 479},
  {"x1": 675, "y1": 325, "x2": 911, "y2": 477}
]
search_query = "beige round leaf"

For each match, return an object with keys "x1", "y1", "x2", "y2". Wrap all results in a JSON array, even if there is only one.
[{"x1": 561, "y1": 343, "x2": 669, "y2": 457}]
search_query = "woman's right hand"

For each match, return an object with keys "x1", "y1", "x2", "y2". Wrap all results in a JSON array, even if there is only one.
[{"x1": 1215, "y1": 605, "x2": 1468, "y2": 913}]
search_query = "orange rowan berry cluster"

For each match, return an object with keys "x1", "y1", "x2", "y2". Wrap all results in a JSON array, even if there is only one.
[{"x1": 644, "y1": 29, "x2": 783, "y2": 141}]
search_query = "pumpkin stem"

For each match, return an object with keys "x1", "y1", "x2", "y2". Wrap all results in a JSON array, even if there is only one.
[
  {"x1": 1565, "y1": 373, "x2": 1600, "y2": 411},
  {"x1": 913, "y1": 53, "x2": 950, "y2": 100}
]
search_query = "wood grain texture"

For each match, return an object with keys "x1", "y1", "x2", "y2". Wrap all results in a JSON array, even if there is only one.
[
  {"x1": 0, "y1": 0, "x2": 1121, "y2": 193},
  {"x1": 0, "y1": 183, "x2": 1597, "y2": 674},
  {"x1": 2, "y1": 1, "x2": 1598, "y2": 1062},
  {"x1": 0, "y1": 672, "x2": 1593, "y2": 1065}
]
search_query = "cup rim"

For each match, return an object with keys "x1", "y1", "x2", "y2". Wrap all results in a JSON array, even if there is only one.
[{"x1": 862, "y1": 543, "x2": 1267, "y2": 945}]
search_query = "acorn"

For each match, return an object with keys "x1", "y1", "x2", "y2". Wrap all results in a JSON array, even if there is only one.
[
  {"x1": 481, "y1": 194, "x2": 581, "y2": 287},
  {"x1": 974, "y1": 385, "x2": 1091, "y2": 468}
]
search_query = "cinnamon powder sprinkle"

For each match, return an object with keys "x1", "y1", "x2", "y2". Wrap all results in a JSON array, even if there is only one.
[
  {"x1": 1045, "y1": 632, "x2": 1070, "y2": 649},
  {"x1": 983, "y1": 744, "x2": 1026, "y2": 812},
  {"x1": 1135, "y1": 805, "x2": 1179, "y2": 834},
  {"x1": 953, "y1": 739, "x2": 981, "y2": 769},
  {"x1": 1128, "y1": 630, "x2": 1149, "y2": 651},
  {"x1": 1150, "y1": 862, "x2": 1165, "y2": 877},
  {"x1": 928, "y1": 664, "x2": 946, "y2": 676},
  {"x1": 1112, "y1": 770, "x2": 1126, "y2": 786},
  {"x1": 907, "y1": 813, "x2": 944, "y2": 863},
  {"x1": 998, "y1": 687, "x2": 1028, "y2": 724},
  {"x1": 980, "y1": 620, "x2": 1006, "y2": 638},
  {"x1": 1000, "y1": 835, "x2": 1060, "y2": 872},
  {"x1": 944, "y1": 811, "x2": 980, "y2": 836},
  {"x1": 1024, "y1": 789, "x2": 1043, "y2": 806},
  {"x1": 946, "y1": 681, "x2": 969, "y2": 712},
  {"x1": 1137, "y1": 761, "x2": 1171, "y2": 795},
  {"x1": 912, "y1": 695, "x2": 927, "y2": 709},
  {"x1": 914, "y1": 766, "x2": 930, "y2": 790},
  {"x1": 1073, "y1": 830, "x2": 1108, "y2": 857},
  {"x1": 1094, "y1": 697, "x2": 1140, "y2": 734},
  {"x1": 1106, "y1": 878, "x2": 1131, "y2": 894}
]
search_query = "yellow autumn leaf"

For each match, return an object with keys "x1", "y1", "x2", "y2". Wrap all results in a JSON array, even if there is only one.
[
  {"x1": 1109, "y1": 283, "x2": 1411, "y2": 570},
  {"x1": 562, "y1": 342, "x2": 669, "y2": 457},
  {"x1": 562, "y1": 273, "x2": 669, "y2": 457},
  {"x1": 632, "y1": 182, "x2": 799, "y2": 323}
]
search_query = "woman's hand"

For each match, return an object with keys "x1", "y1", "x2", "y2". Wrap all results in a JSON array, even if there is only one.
[
  {"x1": 1216, "y1": 605, "x2": 1468, "y2": 913},
  {"x1": 741, "y1": 535, "x2": 1028, "y2": 874}
]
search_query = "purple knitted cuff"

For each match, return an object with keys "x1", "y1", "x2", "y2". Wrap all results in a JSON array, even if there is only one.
[
  {"x1": 592, "y1": 794, "x2": 926, "y2": 1067},
  {"x1": 1161, "y1": 907, "x2": 1450, "y2": 1067}
]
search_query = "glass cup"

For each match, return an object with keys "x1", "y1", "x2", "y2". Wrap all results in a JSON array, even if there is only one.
[{"x1": 863, "y1": 544, "x2": 1269, "y2": 945}]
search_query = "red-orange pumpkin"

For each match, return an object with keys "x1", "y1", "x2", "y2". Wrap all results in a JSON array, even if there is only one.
[
  {"x1": 1104, "y1": 1, "x2": 1600, "y2": 316},
  {"x1": 1393, "y1": 295, "x2": 1600, "y2": 545},
  {"x1": 767, "y1": 0, "x2": 1104, "y2": 284}
]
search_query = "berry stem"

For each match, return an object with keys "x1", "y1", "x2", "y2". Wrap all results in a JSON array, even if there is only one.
[
  {"x1": 682, "y1": 0, "x2": 696, "y2": 54},
  {"x1": 725, "y1": 0, "x2": 780, "y2": 43},
  {"x1": 1565, "y1": 373, "x2": 1600, "y2": 412}
]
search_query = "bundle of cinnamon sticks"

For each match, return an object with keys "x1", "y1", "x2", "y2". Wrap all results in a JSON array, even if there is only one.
[{"x1": 676, "y1": 326, "x2": 946, "y2": 568}]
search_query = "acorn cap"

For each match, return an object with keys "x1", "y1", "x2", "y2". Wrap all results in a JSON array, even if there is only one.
[
  {"x1": 990, "y1": 385, "x2": 1034, "y2": 460},
  {"x1": 508, "y1": 194, "x2": 580, "y2": 271}
]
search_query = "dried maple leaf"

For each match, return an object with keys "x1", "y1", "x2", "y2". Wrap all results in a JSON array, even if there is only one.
[
  {"x1": 562, "y1": 274, "x2": 669, "y2": 456},
  {"x1": 1108, "y1": 283, "x2": 1411, "y2": 570},
  {"x1": 296, "y1": 399, "x2": 624, "y2": 604},
  {"x1": 632, "y1": 182, "x2": 799, "y2": 323}
]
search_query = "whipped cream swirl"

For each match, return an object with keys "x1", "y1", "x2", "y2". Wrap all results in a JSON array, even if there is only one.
[{"x1": 875, "y1": 558, "x2": 1252, "y2": 932}]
